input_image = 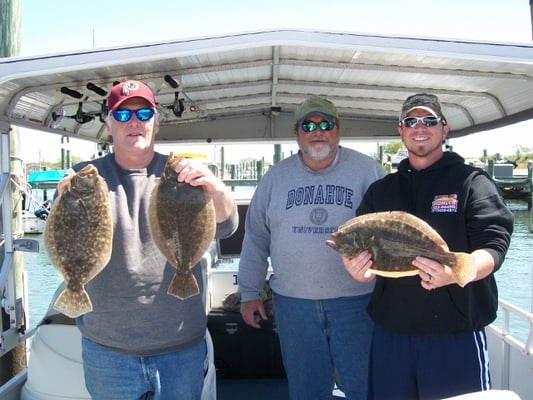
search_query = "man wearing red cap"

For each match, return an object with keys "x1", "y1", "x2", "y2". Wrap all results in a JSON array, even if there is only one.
[{"x1": 58, "y1": 79, "x2": 238, "y2": 399}]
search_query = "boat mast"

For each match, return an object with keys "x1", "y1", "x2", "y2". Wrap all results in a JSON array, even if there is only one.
[{"x1": 530, "y1": 0, "x2": 533, "y2": 41}]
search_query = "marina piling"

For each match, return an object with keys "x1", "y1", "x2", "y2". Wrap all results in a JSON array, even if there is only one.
[{"x1": 0, "y1": 0, "x2": 26, "y2": 386}]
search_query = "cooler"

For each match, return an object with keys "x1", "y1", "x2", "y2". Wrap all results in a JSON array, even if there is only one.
[{"x1": 207, "y1": 309, "x2": 286, "y2": 379}]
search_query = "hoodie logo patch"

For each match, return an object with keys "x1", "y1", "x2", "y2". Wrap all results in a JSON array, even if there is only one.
[{"x1": 431, "y1": 194, "x2": 458, "y2": 213}]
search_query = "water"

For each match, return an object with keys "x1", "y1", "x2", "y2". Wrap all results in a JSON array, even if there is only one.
[
  {"x1": 492, "y1": 201, "x2": 533, "y2": 343},
  {"x1": 23, "y1": 233, "x2": 62, "y2": 328},
  {"x1": 23, "y1": 201, "x2": 532, "y2": 341}
]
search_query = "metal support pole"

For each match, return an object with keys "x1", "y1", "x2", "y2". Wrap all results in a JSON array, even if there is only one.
[{"x1": 0, "y1": 0, "x2": 25, "y2": 383}]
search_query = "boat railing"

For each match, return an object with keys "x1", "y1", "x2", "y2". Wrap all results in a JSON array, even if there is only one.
[
  {"x1": 489, "y1": 298, "x2": 533, "y2": 355},
  {"x1": 487, "y1": 298, "x2": 533, "y2": 395}
]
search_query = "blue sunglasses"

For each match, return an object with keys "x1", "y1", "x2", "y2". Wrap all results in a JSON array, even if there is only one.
[
  {"x1": 300, "y1": 120, "x2": 335, "y2": 132},
  {"x1": 112, "y1": 108, "x2": 155, "y2": 122}
]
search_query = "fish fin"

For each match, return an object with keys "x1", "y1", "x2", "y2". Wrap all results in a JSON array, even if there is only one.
[
  {"x1": 325, "y1": 240, "x2": 338, "y2": 251},
  {"x1": 167, "y1": 272, "x2": 200, "y2": 300},
  {"x1": 53, "y1": 287, "x2": 93, "y2": 318},
  {"x1": 451, "y1": 252, "x2": 477, "y2": 287},
  {"x1": 369, "y1": 268, "x2": 419, "y2": 278}
]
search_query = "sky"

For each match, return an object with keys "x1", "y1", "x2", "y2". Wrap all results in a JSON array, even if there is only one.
[{"x1": 16, "y1": 0, "x2": 533, "y2": 164}]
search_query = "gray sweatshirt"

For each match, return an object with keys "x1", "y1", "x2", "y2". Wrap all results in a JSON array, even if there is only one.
[
  {"x1": 73, "y1": 152, "x2": 238, "y2": 356},
  {"x1": 238, "y1": 147, "x2": 385, "y2": 302}
]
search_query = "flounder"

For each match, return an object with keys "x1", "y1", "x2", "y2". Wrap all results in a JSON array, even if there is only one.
[
  {"x1": 44, "y1": 164, "x2": 113, "y2": 318},
  {"x1": 326, "y1": 211, "x2": 476, "y2": 287},
  {"x1": 148, "y1": 153, "x2": 216, "y2": 299}
]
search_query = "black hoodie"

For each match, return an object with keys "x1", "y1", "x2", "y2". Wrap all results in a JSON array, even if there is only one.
[{"x1": 357, "y1": 151, "x2": 514, "y2": 334}]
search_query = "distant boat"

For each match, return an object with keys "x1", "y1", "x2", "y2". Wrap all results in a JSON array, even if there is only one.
[
  {"x1": 22, "y1": 210, "x2": 46, "y2": 234},
  {"x1": 23, "y1": 169, "x2": 67, "y2": 234},
  {"x1": 388, "y1": 149, "x2": 408, "y2": 168}
]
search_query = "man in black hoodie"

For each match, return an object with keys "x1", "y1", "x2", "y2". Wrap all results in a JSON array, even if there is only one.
[{"x1": 342, "y1": 93, "x2": 514, "y2": 400}]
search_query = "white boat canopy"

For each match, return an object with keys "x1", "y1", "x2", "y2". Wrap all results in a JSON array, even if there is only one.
[{"x1": 1, "y1": 29, "x2": 533, "y2": 145}]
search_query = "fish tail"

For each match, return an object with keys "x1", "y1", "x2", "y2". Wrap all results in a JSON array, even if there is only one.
[
  {"x1": 167, "y1": 272, "x2": 200, "y2": 300},
  {"x1": 325, "y1": 240, "x2": 338, "y2": 251},
  {"x1": 53, "y1": 287, "x2": 93, "y2": 318},
  {"x1": 451, "y1": 252, "x2": 477, "y2": 287}
]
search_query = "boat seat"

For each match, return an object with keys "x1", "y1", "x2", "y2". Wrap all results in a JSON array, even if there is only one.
[
  {"x1": 20, "y1": 315, "x2": 216, "y2": 400},
  {"x1": 20, "y1": 317, "x2": 90, "y2": 400},
  {"x1": 21, "y1": 270, "x2": 215, "y2": 400}
]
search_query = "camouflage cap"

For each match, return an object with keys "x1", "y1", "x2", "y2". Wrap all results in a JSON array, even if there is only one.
[
  {"x1": 399, "y1": 93, "x2": 446, "y2": 124},
  {"x1": 294, "y1": 96, "x2": 338, "y2": 124}
]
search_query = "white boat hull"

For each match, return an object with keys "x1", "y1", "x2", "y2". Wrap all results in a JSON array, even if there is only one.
[{"x1": 22, "y1": 212, "x2": 45, "y2": 235}]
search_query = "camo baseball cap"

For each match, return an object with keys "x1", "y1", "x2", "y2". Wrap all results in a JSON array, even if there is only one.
[
  {"x1": 399, "y1": 93, "x2": 447, "y2": 124},
  {"x1": 294, "y1": 96, "x2": 338, "y2": 124}
]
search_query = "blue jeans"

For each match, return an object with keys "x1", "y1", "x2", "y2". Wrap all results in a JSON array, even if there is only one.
[
  {"x1": 82, "y1": 336, "x2": 208, "y2": 400},
  {"x1": 273, "y1": 293, "x2": 373, "y2": 400}
]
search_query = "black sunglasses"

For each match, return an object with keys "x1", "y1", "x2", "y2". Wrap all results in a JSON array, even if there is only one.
[
  {"x1": 300, "y1": 120, "x2": 335, "y2": 133},
  {"x1": 401, "y1": 116, "x2": 441, "y2": 128},
  {"x1": 112, "y1": 108, "x2": 155, "y2": 122}
]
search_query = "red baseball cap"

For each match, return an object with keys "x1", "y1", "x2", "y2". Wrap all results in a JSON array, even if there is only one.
[{"x1": 107, "y1": 80, "x2": 156, "y2": 111}]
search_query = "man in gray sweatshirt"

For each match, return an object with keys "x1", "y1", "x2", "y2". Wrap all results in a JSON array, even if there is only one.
[
  {"x1": 238, "y1": 97, "x2": 385, "y2": 400},
  {"x1": 58, "y1": 80, "x2": 238, "y2": 400}
]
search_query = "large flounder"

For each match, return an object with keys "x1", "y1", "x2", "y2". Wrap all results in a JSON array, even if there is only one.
[
  {"x1": 44, "y1": 164, "x2": 113, "y2": 318},
  {"x1": 148, "y1": 153, "x2": 216, "y2": 300},
  {"x1": 326, "y1": 211, "x2": 476, "y2": 287}
]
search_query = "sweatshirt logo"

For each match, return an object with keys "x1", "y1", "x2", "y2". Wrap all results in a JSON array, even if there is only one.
[
  {"x1": 286, "y1": 185, "x2": 353, "y2": 235},
  {"x1": 431, "y1": 194, "x2": 458, "y2": 213},
  {"x1": 286, "y1": 184, "x2": 353, "y2": 210},
  {"x1": 310, "y1": 207, "x2": 328, "y2": 225}
]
